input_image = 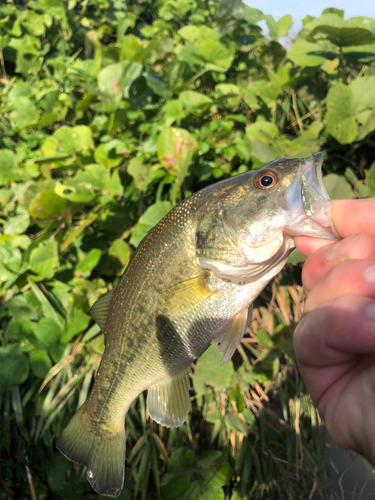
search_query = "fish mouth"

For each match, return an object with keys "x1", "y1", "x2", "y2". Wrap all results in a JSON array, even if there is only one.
[
  {"x1": 300, "y1": 152, "x2": 329, "y2": 217},
  {"x1": 284, "y1": 153, "x2": 340, "y2": 240}
]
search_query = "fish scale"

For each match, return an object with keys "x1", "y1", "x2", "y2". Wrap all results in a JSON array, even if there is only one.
[{"x1": 57, "y1": 153, "x2": 339, "y2": 497}]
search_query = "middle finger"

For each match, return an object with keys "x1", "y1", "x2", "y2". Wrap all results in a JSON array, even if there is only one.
[
  {"x1": 304, "y1": 259, "x2": 375, "y2": 314},
  {"x1": 301, "y1": 232, "x2": 375, "y2": 294}
]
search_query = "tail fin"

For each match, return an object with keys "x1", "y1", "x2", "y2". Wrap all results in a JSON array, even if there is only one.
[{"x1": 56, "y1": 404, "x2": 126, "y2": 498}]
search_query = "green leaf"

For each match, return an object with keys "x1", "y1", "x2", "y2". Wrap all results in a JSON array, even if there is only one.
[
  {"x1": 47, "y1": 453, "x2": 71, "y2": 493},
  {"x1": 29, "y1": 190, "x2": 69, "y2": 219},
  {"x1": 8, "y1": 82, "x2": 33, "y2": 103},
  {"x1": 197, "y1": 450, "x2": 222, "y2": 468},
  {"x1": 120, "y1": 34, "x2": 142, "y2": 61},
  {"x1": 55, "y1": 180, "x2": 95, "y2": 203},
  {"x1": 75, "y1": 164, "x2": 110, "y2": 191},
  {"x1": 145, "y1": 73, "x2": 169, "y2": 97},
  {"x1": 130, "y1": 201, "x2": 172, "y2": 247},
  {"x1": 108, "y1": 170, "x2": 124, "y2": 198},
  {"x1": 175, "y1": 43, "x2": 204, "y2": 70},
  {"x1": 351, "y1": 76, "x2": 375, "y2": 114},
  {"x1": 0, "y1": 345, "x2": 30, "y2": 386},
  {"x1": 168, "y1": 447, "x2": 195, "y2": 472},
  {"x1": 94, "y1": 143, "x2": 122, "y2": 168},
  {"x1": 213, "y1": 83, "x2": 240, "y2": 109},
  {"x1": 244, "y1": 352, "x2": 280, "y2": 383},
  {"x1": 30, "y1": 237, "x2": 59, "y2": 278},
  {"x1": 9, "y1": 97, "x2": 40, "y2": 130},
  {"x1": 277, "y1": 14, "x2": 293, "y2": 38},
  {"x1": 265, "y1": 15, "x2": 278, "y2": 41},
  {"x1": 7, "y1": 293, "x2": 40, "y2": 322},
  {"x1": 28, "y1": 278, "x2": 64, "y2": 328},
  {"x1": 160, "y1": 473, "x2": 191, "y2": 500},
  {"x1": 322, "y1": 7, "x2": 344, "y2": 18},
  {"x1": 7, "y1": 318, "x2": 37, "y2": 343},
  {"x1": 256, "y1": 330, "x2": 272, "y2": 348},
  {"x1": 325, "y1": 83, "x2": 357, "y2": 144},
  {"x1": 75, "y1": 248, "x2": 102, "y2": 278},
  {"x1": 192, "y1": 344, "x2": 234, "y2": 395},
  {"x1": 179, "y1": 91, "x2": 212, "y2": 115},
  {"x1": 61, "y1": 306, "x2": 91, "y2": 342},
  {"x1": 30, "y1": 348, "x2": 52, "y2": 378},
  {"x1": 287, "y1": 39, "x2": 336, "y2": 67},
  {"x1": 245, "y1": 120, "x2": 279, "y2": 142},
  {"x1": 35, "y1": 317, "x2": 63, "y2": 348},
  {"x1": 241, "y1": 5, "x2": 264, "y2": 24},
  {"x1": 0, "y1": 149, "x2": 17, "y2": 186},
  {"x1": 3, "y1": 209, "x2": 30, "y2": 235},
  {"x1": 178, "y1": 25, "x2": 205, "y2": 45},
  {"x1": 98, "y1": 61, "x2": 143, "y2": 99},
  {"x1": 308, "y1": 25, "x2": 375, "y2": 47},
  {"x1": 157, "y1": 127, "x2": 197, "y2": 190},
  {"x1": 108, "y1": 239, "x2": 131, "y2": 266},
  {"x1": 323, "y1": 174, "x2": 353, "y2": 199},
  {"x1": 53, "y1": 125, "x2": 93, "y2": 155},
  {"x1": 0, "y1": 152, "x2": 38, "y2": 185},
  {"x1": 163, "y1": 100, "x2": 186, "y2": 126},
  {"x1": 0, "y1": 241, "x2": 22, "y2": 273},
  {"x1": 197, "y1": 38, "x2": 234, "y2": 72},
  {"x1": 128, "y1": 158, "x2": 152, "y2": 191}
]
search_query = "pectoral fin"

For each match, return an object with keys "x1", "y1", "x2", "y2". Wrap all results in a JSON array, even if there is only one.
[
  {"x1": 147, "y1": 370, "x2": 190, "y2": 428},
  {"x1": 160, "y1": 275, "x2": 216, "y2": 317},
  {"x1": 212, "y1": 305, "x2": 253, "y2": 365},
  {"x1": 90, "y1": 289, "x2": 114, "y2": 332}
]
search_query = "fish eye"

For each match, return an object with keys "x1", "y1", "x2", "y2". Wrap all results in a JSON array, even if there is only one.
[{"x1": 254, "y1": 171, "x2": 278, "y2": 190}]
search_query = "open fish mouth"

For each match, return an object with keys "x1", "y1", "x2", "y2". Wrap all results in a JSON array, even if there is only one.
[
  {"x1": 285, "y1": 152, "x2": 340, "y2": 240},
  {"x1": 300, "y1": 152, "x2": 329, "y2": 218}
]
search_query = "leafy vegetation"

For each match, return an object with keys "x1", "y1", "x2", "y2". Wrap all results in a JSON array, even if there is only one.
[{"x1": 1, "y1": 0, "x2": 375, "y2": 498}]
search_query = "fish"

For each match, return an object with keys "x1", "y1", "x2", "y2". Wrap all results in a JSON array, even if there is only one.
[{"x1": 56, "y1": 152, "x2": 338, "y2": 497}]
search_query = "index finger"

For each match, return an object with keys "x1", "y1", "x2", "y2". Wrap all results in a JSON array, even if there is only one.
[
  {"x1": 331, "y1": 199, "x2": 375, "y2": 239},
  {"x1": 295, "y1": 198, "x2": 375, "y2": 257}
]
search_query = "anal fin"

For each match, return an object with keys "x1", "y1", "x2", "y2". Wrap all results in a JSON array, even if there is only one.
[
  {"x1": 147, "y1": 370, "x2": 190, "y2": 428},
  {"x1": 212, "y1": 304, "x2": 253, "y2": 365}
]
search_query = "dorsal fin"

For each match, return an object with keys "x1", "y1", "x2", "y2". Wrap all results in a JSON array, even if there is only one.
[{"x1": 90, "y1": 289, "x2": 114, "y2": 332}]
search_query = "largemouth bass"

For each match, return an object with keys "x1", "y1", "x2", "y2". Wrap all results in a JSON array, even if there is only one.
[{"x1": 57, "y1": 153, "x2": 338, "y2": 497}]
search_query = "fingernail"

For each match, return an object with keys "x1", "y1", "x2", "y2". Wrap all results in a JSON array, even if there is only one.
[
  {"x1": 325, "y1": 234, "x2": 359, "y2": 261},
  {"x1": 366, "y1": 302, "x2": 375, "y2": 320},
  {"x1": 365, "y1": 265, "x2": 375, "y2": 284}
]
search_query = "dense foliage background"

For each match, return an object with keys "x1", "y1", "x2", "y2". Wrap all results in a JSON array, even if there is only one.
[{"x1": 1, "y1": 0, "x2": 375, "y2": 498}]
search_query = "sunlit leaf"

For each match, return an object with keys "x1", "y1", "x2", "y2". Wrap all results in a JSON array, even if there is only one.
[
  {"x1": 324, "y1": 174, "x2": 353, "y2": 199},
  {"x1": 29, "y1": 190, "x2": 69, "y2": 219},
  {"x1": 98, "y1": 61, "x2": 143, "y2": 99},
  {"x1": 130, "y1": 201, "x2": 172, "y2": 247},
  {"x1": 30, "y1": 238, "x2": 59, "y2": 278}
]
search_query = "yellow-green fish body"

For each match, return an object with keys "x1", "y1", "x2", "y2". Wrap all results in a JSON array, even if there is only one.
[{"x1": 57, "y1": 153, "x2": 338, "y2": 497}]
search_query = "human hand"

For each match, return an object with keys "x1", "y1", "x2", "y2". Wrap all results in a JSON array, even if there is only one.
[{"x1": 293, "y1": 199, "x2": 375, "y2": 465}]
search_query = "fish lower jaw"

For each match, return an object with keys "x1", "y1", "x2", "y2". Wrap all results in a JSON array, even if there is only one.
[{"x1": 284, "y1": 208, "x2": 340, "y2": 242}]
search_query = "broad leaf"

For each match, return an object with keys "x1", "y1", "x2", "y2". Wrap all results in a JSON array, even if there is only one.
[
  {"x1": 98, "y1": 61, "x2": 143, "y2": 99},
  {"x1": 192, "y1": 344, "x2": 234, "y2": 395},
  {"x1": 0, "y1": 345, "x2": 30, "y2": 386},
  {"x1": 30, "y1": 238, "x2": 59, "y2": 278}
]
